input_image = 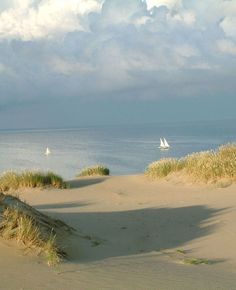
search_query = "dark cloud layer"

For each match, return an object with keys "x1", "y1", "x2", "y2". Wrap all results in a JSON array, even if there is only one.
[{"x1": 0, "y1": 0, "x2": 235, "y2": 128}]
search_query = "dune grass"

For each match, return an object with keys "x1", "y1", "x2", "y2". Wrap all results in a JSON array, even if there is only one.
[
  {"x1": 146, "y1": 158, "x2": 185, "y2": 179},
  {"x1": 0, "y1": 208, "x2": 64, "y2": 266},
  {"x1": 0, "y1": 171, "x2": 67, "y2": 192},
  {"x1": 146, "y1": 144, "x2": 236, "y2": 184},
  {"x1": 0, "y1": 193, "x2": 70, "y2": 266},
  {"x1": 0, "y1": 208, "x2": 62, "y2": 265},
  {"x1": 78, "y1": 165, "x2": 110, "y2": 177}
]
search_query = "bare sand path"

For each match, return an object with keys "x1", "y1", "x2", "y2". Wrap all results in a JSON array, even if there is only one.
[{"x1": 1, "y1": 175, "x2": 236, "y2": 289}]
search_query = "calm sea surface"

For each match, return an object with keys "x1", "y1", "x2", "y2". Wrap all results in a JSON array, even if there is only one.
[{"x1": 0, "y1": 120, "x2": 235, "y2": 180}]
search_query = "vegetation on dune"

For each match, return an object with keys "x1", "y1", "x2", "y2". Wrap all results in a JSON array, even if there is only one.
[
  {"x1": 0, "y1": 193, "x2": 72, "y2": 266},
  {"x1": 146, "y1": 144, "x2": 236, "y2": 184},
  {"x1": 0, "y1": 208, "x2": 62, "y2": 265},
  {"x1": 182, "y1": 258, "x2": 210, "y2": 265},
  {"x1": 146, "y1": 158, "x2": 185, "y2": 179},
  {"x1": 184, "y1": 144, "x2": 236, "y2": 182},
  {"x1": 0, "y1": 171, "x2": 67, "y2": 192},
  {"x1": 78, "y1": 165, "x2": 110, "y2": 177}
]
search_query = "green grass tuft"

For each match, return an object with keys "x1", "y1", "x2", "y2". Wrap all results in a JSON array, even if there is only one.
[
  {"x1": 78, "y1": 165, "x2": 110, "y2": 177},
  {"x1": 176, "y1": 249, "x2": 186, "y2": 254},
  {"x1": 183, "y1": 258, "x2": 210, "y2": 265},
  {"x1": 0, "y1": 171, "x2": 67, "y2": 192},
  {"x1": 43, "y1": 234, "x2": 63, "y2": 266},
  {"x1": 146, "y1": 144, "x2": 236, "y2": 184}
]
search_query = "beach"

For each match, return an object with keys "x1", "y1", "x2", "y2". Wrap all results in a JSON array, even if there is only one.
[
  {"x1": 1, "y1": 0, "x2": 236, "y2": 288},
  {"x1": 1, "y1": 175, "x2": 236, "y2": 289}
]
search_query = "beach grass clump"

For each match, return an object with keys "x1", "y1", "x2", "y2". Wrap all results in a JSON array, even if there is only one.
[
  {"x1": 184, "y1": 144, "x2": 236, "y2": 182},
  {"x1": 146, "y1": 158, "x2": 185, "y2": 179},
  {"x1": 78, "y1": 165, "x2": 110, "y2": 177},
  {"x1": 146, "y1": 144, "x2": 236, "y2": 184},
  {"x1": 0, "y1": 171, "x2": 67, "y2": 192},
  {"x1": 0, "y1": 208, "x2": 63, "y2": 266},
  {"x1": 0, "y1": 193, "x2": 72, "y2": 266}
]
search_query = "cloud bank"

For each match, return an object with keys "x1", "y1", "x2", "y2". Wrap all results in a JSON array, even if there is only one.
[{"x1": 0, "y1": 0, "x2": 235, "y2": 123}]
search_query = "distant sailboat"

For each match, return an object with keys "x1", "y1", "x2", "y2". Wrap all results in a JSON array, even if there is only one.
[
  {"x1": 159, "y1": 138, "x2": 170, "y2": 150},
  {"x1": 45, "y1": 147, "x2": 51, "y2": 155},
  {"x1": 159, "y1": 138, "x2": 165, "y2": 148},
  {"x1": 163, "y1": 138, "x2": 170, "y2": 148}
]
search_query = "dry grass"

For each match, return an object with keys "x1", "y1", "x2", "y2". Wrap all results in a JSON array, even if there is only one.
[
  {"x1": 146, "y1": 144, "x2": 236, "y2": 184},
  {"x1": 184, "y1": 144, "x2": 236, "y2": 182},
  {"x1": 146, "y1": 158, "x2": 185, "y2": 179},
  {"x1": 78, "y1": 165, "x2": 110, "y2": 177},
  {"x1": 0, "y1": 193, "x2": 72, "y2": 266},
  {"x1": 0, "y1": 171, "x2": 67, "y2": 192}
]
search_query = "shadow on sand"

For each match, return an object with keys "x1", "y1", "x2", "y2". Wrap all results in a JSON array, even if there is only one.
[
  {"x1": 37, "y1": 203, "x2": 226, "y2": 263},
  {"x1": 35, "y1": 201, "x2": 92, "y2": 210},
  {"x1": 67, "y1": 177, "x2": 108, "y2": 189}
]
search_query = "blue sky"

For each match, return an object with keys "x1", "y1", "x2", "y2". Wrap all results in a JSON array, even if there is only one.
[{"x1": 0, "y1": 0, "x2": 235, "y2": 129}]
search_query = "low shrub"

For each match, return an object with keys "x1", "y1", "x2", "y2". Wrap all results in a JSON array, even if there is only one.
[{"x1": 78, "y1": 165, "x2": 110, "y2": 177}]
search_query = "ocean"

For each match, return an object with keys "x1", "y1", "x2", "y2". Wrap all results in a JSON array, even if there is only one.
[{"x1": 0, "y1": 120, "x2": 235, "y2": 180}]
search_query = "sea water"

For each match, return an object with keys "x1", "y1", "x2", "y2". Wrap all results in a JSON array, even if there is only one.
[{"x1": 0, "y1": 120, "x2": 235, "y2": 180}]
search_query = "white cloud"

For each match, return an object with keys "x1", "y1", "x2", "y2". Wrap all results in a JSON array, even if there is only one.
[
  {"x1": 52, "y1": 57, "x2": 95, "y2": 75},
  {"x1": 220, "y1": 17, "x2": 236, "y2": 38},
  {"x1": 98, "y1": 0, "x2": 145, "y2": 27},
  {"x1": 190, "y1": 63, "x2": 214, "y2": 70},
  {"x1": 0, "y1": 62, "x2": 15, "y2": 76},
  {"x1": 217, "y1": 0, "x2": 236, "y2": 19},
  {"x1": 171, "y1": 10, "x2": 195, "y2": 26},
  {"x1": 145, "y1": 0, "x2": 196, "y2": 27},
  {"x1": 134, "y1": 16, "x2": 151, "y2": 26},
  {"x1": 0, "y1": 0, "x2": 102, "y2": 40},
  {"x1": 146, "y1": 0, "x2": 181, "y2": 10},
  {"x1": 217, "y1": 39, "x2": 236, "y2": 55},
  {"x1": 0, "y1": 0, "x2": 236, "y2": 106},
  {"x1": 174, "y1": 44, "x2": 198, "y2": 58}
]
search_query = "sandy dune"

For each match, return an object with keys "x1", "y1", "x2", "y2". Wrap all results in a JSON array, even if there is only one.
[{"x1": 1, "y1": 175, "x2": 236, "y2": 290}]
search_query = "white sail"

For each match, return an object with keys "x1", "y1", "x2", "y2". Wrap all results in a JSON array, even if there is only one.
[
  {"x1": 160, "y1": 138, "x2": 165, "y2": 148},
  {"x1": 163, "y1": 138, "x2": 170, "y2": 148},
  {"x1": 159, "y1": 137, "x2": 170, "y2": 150},
  {"x1": 45, "y1": 147, "x2": 51, "y2": 155}
]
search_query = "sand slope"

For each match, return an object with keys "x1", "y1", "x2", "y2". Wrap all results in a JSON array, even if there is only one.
[{"x1": 1, "y1": 175, "x2": 236, "y2": 290}]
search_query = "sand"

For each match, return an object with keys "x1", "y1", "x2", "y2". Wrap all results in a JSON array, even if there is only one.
[{"x1": 1, "y1": 175, "x2": 236, "y2": 290}]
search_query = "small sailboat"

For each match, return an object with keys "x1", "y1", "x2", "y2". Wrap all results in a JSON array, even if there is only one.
[
  {"x1": 159, "y1": 138, "x2": 165, "y2": 149},
  {"x1": 163, "y1": 138, "x2": 170, "y2": 148},
  {"x1": 159, "y1": 138, "x2": 170, "y2": 150},
  {"x1": 45, "y1": 147, "x2": 51, "y2": 155}
]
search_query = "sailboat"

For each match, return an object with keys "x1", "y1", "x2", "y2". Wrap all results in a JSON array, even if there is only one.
[
  {"x1": 45, "y1": 147, "x2": 51, "y2": 155},
  {"x1": 159, "y1": 138, "x2": 170, "y2": 150}
]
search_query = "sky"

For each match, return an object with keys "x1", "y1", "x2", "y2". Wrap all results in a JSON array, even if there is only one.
[{"x1": 0, "y1": 0, "x2": 235, "y2": 129}]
